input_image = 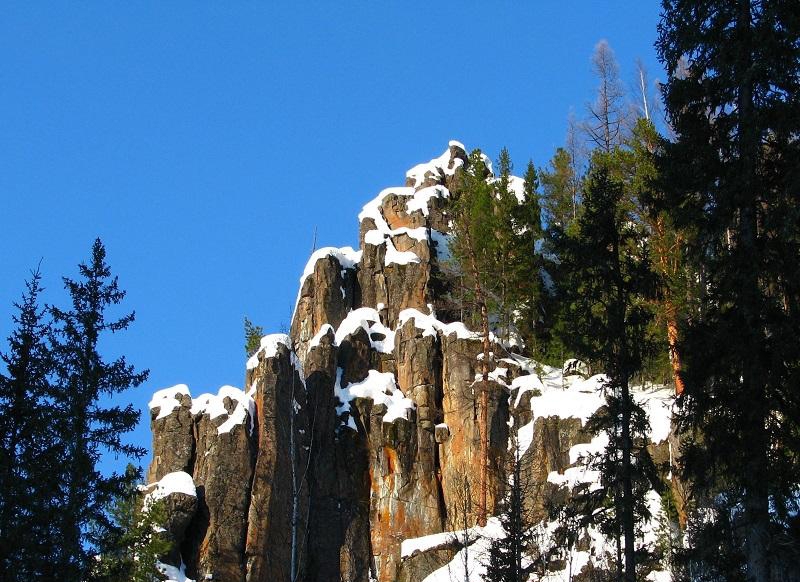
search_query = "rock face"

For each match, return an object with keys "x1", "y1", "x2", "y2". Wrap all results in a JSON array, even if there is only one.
[{"x1": 145, "y1": 142, "x2": 677, "y2": 582}]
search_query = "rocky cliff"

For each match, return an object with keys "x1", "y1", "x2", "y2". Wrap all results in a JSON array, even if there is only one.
[{"x1": 145, "y1": 142, "x2": 677, "y2": 582}]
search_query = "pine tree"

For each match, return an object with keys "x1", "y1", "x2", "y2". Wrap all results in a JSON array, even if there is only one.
[
  {"x1": 484, "y1": 442, "x2": 537, "y2": 582},
  {"x1": 619, "y1": 118, "x2": 687, "y2": 391},
  {"x1": 557, "y1": 154, "x2": 660, "y2": 582},
  {"x1": 0, "y1": 269, "x2": 62, "y2": 581},
  {"x1": 49, "y1": 239, "x2": 149, "y2": 580},
  {"x1": 493, "y1": 147, "x2": 520, "y2": 344},
  {"x1": 449, "y1": 148, "x2": 497, "y2": 526},
  {"x1": 657, "y1": 1, "x2": 800, "y2": 579},
  {"x1": 92, "y1": 465, "x2": 172, "y2": 582},
  {"x1": 509, "y1": 160, "x2": 548, "y2": 358},
  {"x1": 244, "y1": 316, "x2": 264, "y2": 356},
  {"x1": 540, "y1": 148, "x2": 580, "y2": 233}
]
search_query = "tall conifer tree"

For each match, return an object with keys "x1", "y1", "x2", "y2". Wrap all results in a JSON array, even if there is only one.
[
  {"x1": 657, "y1": 1, "x2": 800, "y2": 579},
  {"x1": 0, "y1": 270, "x2": 61, "y2": 581},
  {"x1": 510, "y1": 160, "x2": 548, "y2": 357},
  {"x1": 49, "y1": 239, "x2": 149, "y2": 580},
  {"x1": 541, "y1": 148, "x2": 581, "y2": 232},
  {"x1": 484, "y1": 444, "x2": 536, "y2": 582},
  {"x1": 450, "y1": 149, "x2": 496, "y2": 526},
  {"x1": 557, "y1": 154, "x2": 660, "y2": 582}
]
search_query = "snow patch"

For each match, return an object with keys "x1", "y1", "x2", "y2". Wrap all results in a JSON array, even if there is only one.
[
  {"x1": 406, "y1": 144, "x2": 465, "y2": 189},
  {"x1": 405, "y1": 185, "x2": 450, "y2": 216},
  {"x1": 358, "y1": 186, "x2": 415, "y2": 228},
  {"x1": 300, "y1": 246, "x2": 362, "y2": 283},
  {"x1": 247, "y1": 333, "x2": 305, "y2": 383},
  {"x1": 157, "y1": 562, "x2": 195, "y2": 582},
  {"x1": 335, "y1": 308, "x2": 396, "y2": 354},
  {"x1": 310, "y1": 323, "x2": 335, "y2": 348},
  {"x1": 398, "y1": 308, "x2": 480, "y2": 340},
  {"x1": 148, "y1": 384, "x2": 191, "y2": 420},
  {"x1": 414, "y1": 517, "x2": 505, "y2": 582},
  {"x1": 190, "y1": 385, "x2": 256, "y2": 435},
  {"x1": 335, "y1": 369, "x2": 414, "y2": 427},
  {"x1": 246, "y1": 333, "x2": 292, "y2": 370},
  {"x1": 144, "y1": 471, "x2": 196, "y2": 507}
]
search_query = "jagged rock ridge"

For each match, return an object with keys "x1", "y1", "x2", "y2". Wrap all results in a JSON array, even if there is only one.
[{"x1": 146, "y1": 142, "x2": 676, "y2": 582}]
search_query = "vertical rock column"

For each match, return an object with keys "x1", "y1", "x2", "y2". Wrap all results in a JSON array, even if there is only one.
[
  {"x1": 245, "y1": 340, "x2": 309, "y2": 582},
  {"x1": 367, "y1": 320, "x2": 446, "y2": 582},
  {"x1": 186, "y1": 395, "x2": 256, "y2": 582}
]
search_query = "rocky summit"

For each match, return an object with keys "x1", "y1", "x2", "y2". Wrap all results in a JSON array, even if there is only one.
[{"x1": 145, "y1": 142, "x2": 678, "y2": 582}]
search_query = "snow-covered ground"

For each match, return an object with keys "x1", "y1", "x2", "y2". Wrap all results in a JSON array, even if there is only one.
[{"x1": 401, "y1": 354, "x2": 675, "y2": 582}]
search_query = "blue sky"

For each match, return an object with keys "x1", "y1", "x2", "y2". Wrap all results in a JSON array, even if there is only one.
[{"x1": 0, "y1": 2, "x2": 665, "y2": 475}]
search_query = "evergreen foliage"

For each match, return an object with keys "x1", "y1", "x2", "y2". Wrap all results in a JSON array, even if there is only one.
[
  {"x1": 491, "y1": 147, "x2": 519, "y2": 343},
  {"x1": 540, "y1": 147, "x2": 581, "y2": 233},
  {"x1": 0, "y1": 269, "x2": 62, "y2": 581},
  {"x1": 555, "y1": 154, "x2": 661, "y2": 581},
  {"x1": 484, "y1": 443, "x2": 538, "y2": 582},
  {"x1": 508, "y1": 160, "x2": 549, "y2": 358},
  {"x1": 657, "y1": 0, "x2": 800, "y2": 578},
  {"x1": 92, "y1": 464, "x2": 173, "y2": 582},
  {"x1": 244, "y1": 316, "x2": 264, "y2": 356},
  {"x1": 449, "y1": 148, "x2": 497, "y2": 526},
  {"x1": 0, "y1": 241, "x2": 149, "y2": 581},
  {"x1": 47, "y1": 238, "x2": 149, "y2": 580}
]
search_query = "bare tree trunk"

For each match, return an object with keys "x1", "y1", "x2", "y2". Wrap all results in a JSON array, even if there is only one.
[
  {"x1": 650, "y1": 215, "x2": 686, "y2": 397},
  {"x1": 665, "y1": 310, "x2": 685, "y2": 396},
  {"x1": 620, "y1": 379, "x2": 636, "y2": 582}
]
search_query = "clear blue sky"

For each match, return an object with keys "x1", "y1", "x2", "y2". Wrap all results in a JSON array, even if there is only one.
[{"x1": 0, "y1": 2, "x2": 666, "y2": 476}]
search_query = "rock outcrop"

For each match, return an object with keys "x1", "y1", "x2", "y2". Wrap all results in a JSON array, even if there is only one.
[{"x1": 145, "y1": 142, "x2": 677, "y2": 582}]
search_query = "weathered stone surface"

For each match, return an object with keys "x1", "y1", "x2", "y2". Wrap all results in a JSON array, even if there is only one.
[
  {"x1": 438, "y1": 333, "x2": 508, "y2": 528},
  {"x1": 159, "y1": 492, "x2": 198, "y2": 568},
  {"x1": 522, "y1": 416, "x2": 589, "y2": 520},
  {"x1": 185, "y1": 404, "x2": 255, "y2": 582},
  {"x1": 292, "y1": 254, "x2": 356, "y2": 358},
  {"x1": 403, "y1": 142, "x2": 467, "y2": 191},
  {"x1": 148, "y1": 392, "x2": 194, "y2": 483},
  {"x1": 245, "y1": 342, "x2": 308, "y2": 582},
  {"x1": 397, "y1": 539, "x2": 460, "y2": 582},
  {"x1": 383, "y1": 262, "x2": 430, "y2": 328}
]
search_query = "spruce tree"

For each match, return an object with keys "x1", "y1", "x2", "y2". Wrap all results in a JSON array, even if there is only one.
[
  {"x1": 493, "y1": 147, "x2": 521, "y2": 344},
  {"x1": 557, "y1": 154, "x2": 660, "y2": 582},
  {"x1": 92, "y1": 465, "x2": 173, "y2": 582},
  {"x1": 0, "y1": 269, "x2": 61, "y2": 581},
  {"x1": 619, "y1": 118, "x2": 687, "y2": 390},
  {"x1": 449, "y1": 148, "x2": 497, "y2": 526},
  {"x1": 49, "y1": 239, "x2": 149, "y2": 580},
  {"x1": 484, "y1": 442, "x2": 537, "y2": 582},
  {"x1": 540, "y1": 148, "x2": 581, "y2": 233},
  {"x1": 244, "y1": 316, "x2": 264, "y2": 356},
  {"x1": 509, "y1": 160, "x2": 548, "y2": 358},
  {"x1": 657, "y1": 1, "x2": 800, "y2": 579}
]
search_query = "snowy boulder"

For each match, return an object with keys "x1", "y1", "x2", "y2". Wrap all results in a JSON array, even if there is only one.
[
  {"x1": 405, "y1": 141, "x2": 467, "y2": 190},
  {"x1": 147, "y1": 385, "x2": 194, "y2": 482},
  {"x1": 434, "y1": 423, "x2": 450, "y2": 443},
  {"x1": 143, "y1": 472, "x2": 198, "y2": 570}
]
